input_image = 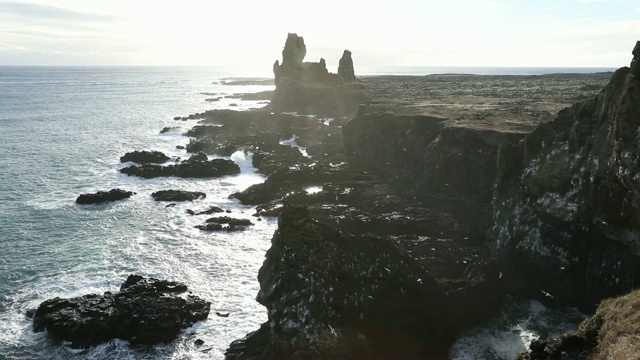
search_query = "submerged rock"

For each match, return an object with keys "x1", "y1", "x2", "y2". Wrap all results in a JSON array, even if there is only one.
[
  {"x1": 31, "y1": 275, "x2": 210, "y2": 349},
  {"x1": 490, "y1": 44, "x2": 640, "y2": 311},
  {"x1": 152, "y1": 190, "x2": 206, "y2": 202},
  {"x1": 120, "y1": 150, "x2": 170, "y2": 164},
  {"x1": 76, "y1": 189, "x2": 135, "y2": 205},
  {"x1": 225, "y1": 206, "x2": 504, "y2": 359},
  {"x1": 195, "y1": 216, "x2": 253, "y2": 232}
]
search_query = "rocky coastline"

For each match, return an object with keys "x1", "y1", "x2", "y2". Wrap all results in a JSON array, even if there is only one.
[{"x1": 35, "y1": 34, "x2": 640, "y2": 358}]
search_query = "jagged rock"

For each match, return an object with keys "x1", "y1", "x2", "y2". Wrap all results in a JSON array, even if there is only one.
[
  {"x1": 338, "y1": 50, "x2": 356, "y2": 82},
  {"x1": 185, "y1": 151, "x2": 208, "y2": 163},
  {"x1": 225, "y1": 206, "x2": 504, "y2": 359},
  {"x1": 271, "y1": 33, "x2": 362, "y2": 117},
  {"x1": 630, "y1": 41, "x2": 640, "y2": 75},
  {"x1": 195, "y1": 216, "x2": 253, "y2": 232},
  {"x1": 152, "y1": 190, "x2": 206, "y2": 202},
  {"x1": 489, "y1": 46, "x2": 640, "y2": 311},
  {"x1": 76, "y1": 189, "x2": 135, "y2": 205},
  {"x1": 120, "y1": 150, "x2": 170, "y2": 164},
  {"x1": 517, "y1": 287, "x2": 640, "y2": 360},
  {"x1": 160, "y1": 127, "x2": 179, "y2": 134},
  {"x1": 120, "y1": 158, "x2": 240, "y2": 179},
  {"x1": 31, "y1": 275, "x2": 210, "y2": 349}
]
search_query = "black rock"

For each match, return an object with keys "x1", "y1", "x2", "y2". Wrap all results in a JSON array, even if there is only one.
[
  {"x1": 32, "y1": 275, "x2": 210, "y2": 349},
  {"x1": 120, "y1": 150, "x2": 170, "y2": 164},
  {"x1": 160, "y1": 127, "x2": 179, "y2": 134},
  {"x1": 195, "y1": 216, "x2": 253, "y2": 232},
  {"x1": 152, "y1": 190, "x2": 206, "y2": 202},
  {"x1": 194, "y1": 339, "x2": 205, "y2": 347},
  {"x1": 76, "y1": 189, "x2": 135, "y2": 205},
  {"x1": 225, "y1": 205, "x2": 504, "y2": 359},
  {"x1": 120, "y1": 159, "x2": 240, "y2": 179},
  {"x1": 173, "y1": 116, "x2": 182, "y2": 120}
]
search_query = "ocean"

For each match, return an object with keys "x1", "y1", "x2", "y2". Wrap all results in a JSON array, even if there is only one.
[{"x1": 0, "y1": 66, "x2": 601, "y2": 359}]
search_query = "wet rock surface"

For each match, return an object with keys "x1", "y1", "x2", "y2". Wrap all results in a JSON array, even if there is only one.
[
  {"x1": 195, "y1": 216, "x2": 254, "y2": 232},
  {"x1": 152, "y1": 190, "x2": 206, "y2": 202},
  {"x1": 120, "y1": 150, "x2": 170, "y2": 164},
  {"x1": 31, "y1": 275, "x2": 210, "y2": 349},
  {"x1": 121, "y1": 156, "x2": 239, "y2": 179},
  {"x1": 76, "y1": 188, "x2": 135, "y2": 205}
]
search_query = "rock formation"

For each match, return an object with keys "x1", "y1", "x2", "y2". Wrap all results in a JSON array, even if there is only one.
[
  {"x1": 151, "y1": 190, "x2": 206, "y2": 202},
  {"x1": 76, "y1": 188, "x2": 135, "y2": 205},
  {"x1": 338, "y1": 50, "x2": 356, "y2": 82},
  {"x1": 225, "y1": 206, "x2": 504, "y2": 359},
  {"x1": 120, "y1": 150, "x2": 170, "y2": 164},
  {"x1": 516, "y1": 287, "x2": 640, "y2": 359},
  {"x1": 31, "y1": 275, "x2": 210, "y2": 349},
  {"x1": 120, "y1": 157, "x2": 239, "y2": 179},
  {"x1": 271, "y1": 33, "x2": 361, "y2": 117},
  {"x1": 489, "y1": 44, "x2": 640, "y2": 311}
]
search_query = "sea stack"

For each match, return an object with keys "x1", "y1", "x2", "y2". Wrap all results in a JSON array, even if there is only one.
[
  {"x1": 271, "y1": 33, "x2": 361, "y2": 117},
  {"x1": 338, "y1": 50, "x2": 356, "y2": 82}
]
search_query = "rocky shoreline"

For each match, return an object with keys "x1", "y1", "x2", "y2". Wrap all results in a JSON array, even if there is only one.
[{"x1": 34, "y1": 34, "x2": 640, "y2": 358}]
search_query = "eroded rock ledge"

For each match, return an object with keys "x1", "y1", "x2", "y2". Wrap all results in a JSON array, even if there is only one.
[{"x1": 225, "y1": 206, "x2": 503, "y2": 360}]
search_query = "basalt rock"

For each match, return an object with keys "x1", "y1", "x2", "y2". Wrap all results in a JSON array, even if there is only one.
[
  {"x1": 338, "y1": 50, "x2": 356, "y2": 82},
  {"x1": 195, "y1": 216, "x2": 253, "y2": 232},
  {"x1": 225, "y1": 206, "x2": 504, "y2": 359},
  {"x1": 489, "y1": 45, "x2": 640, "y2": 311},
  {"x1": 31, "y1": 275, "x2": 210, "y2": 349},
  {"x1": 76, "y1": 189, "x2": 135, "y2": 205},
  {"x1": 152, "y1": 190, "x2": 206, "y2": 202},
  {"x1": 120, "y1": 150, "x2": 170, "y2": 164},
  {"x1": 516, "y1": 287, "x2": 640, "y2": 360},
  {"x1": 271, "y1": 33, "x2": 361, "y2": 117},
  {"x1": 121, "y1": 158, "x2": 240, "y2": 179}
]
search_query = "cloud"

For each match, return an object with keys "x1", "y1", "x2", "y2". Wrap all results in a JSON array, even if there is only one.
[{"x1": 0, "y1": 2, "x2": 120, "y2": 23}]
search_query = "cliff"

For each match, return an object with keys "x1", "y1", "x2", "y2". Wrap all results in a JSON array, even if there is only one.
[
  {"x1": 271, "y1": 33, "x2": 361, "y2": 117},
  {"x1": 226, "y1": 206, "x2": 503, "y2": 359},
  {"x1": 489, "y1": 42, "x2": 640, "y2": 311}
]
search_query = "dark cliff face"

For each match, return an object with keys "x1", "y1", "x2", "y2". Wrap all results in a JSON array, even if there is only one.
[
  {"x1": 490, "y1": 59, "x2": 640, "y2": 311},
  {"x1": 226, "y1": 206, "x2": 504, "y2": 360},
  {"x1": 344, "y1": 112, "x2": 515, "y2": 204}
]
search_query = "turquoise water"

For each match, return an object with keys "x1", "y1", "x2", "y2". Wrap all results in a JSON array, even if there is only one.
[{"x1": 0, "y1": 66, "x2": 587, "y2": 359}]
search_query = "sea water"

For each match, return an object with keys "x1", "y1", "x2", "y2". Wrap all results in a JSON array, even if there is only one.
[{"x1": 0, "y1": 66, "x2": 591, "y2": 359}]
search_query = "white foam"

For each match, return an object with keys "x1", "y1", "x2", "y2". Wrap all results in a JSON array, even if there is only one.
[{"x1": 279, "y1": 135, "x2": 310, "y2": 158}]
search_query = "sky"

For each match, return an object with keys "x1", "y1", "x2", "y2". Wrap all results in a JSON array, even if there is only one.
[{"x1": 0, "y1": 0, "x2": 638, "y2": 68}]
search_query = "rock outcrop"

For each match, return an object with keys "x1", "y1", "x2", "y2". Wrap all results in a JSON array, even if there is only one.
[
  {"x1": 271, "y1": 33, "x2": 361, "y2": 117},
  {"x1": 338, "y1": 50, "x2": 356, "y2": 82},
  {"x1": 76, "y1": 189, "x2": 135, "y2": 205},
  {"x1": 31, "y1": 275, "x2": 210, "y2": 349},
  {"x1": 195, "y1": 216, "x2": 253, "y2": 232},
  {"x1": 121, "y1": 157, "x2": 239, "y2": 179},
  {"x1": 120, "y1": 150, "x2": 170, "y2": 164},
  {"x1": 151, "y1": 190, "x2": 206, "y2": 202},
  {"x1": 489, "y1": 45, "x2": 640, "y2": 311},
  {"x1": 516, "y1": 287, "x2": 640, "y2": 360},
  {"x1": 225, "y1": 206, "x2": 504, "y2": 360}
]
